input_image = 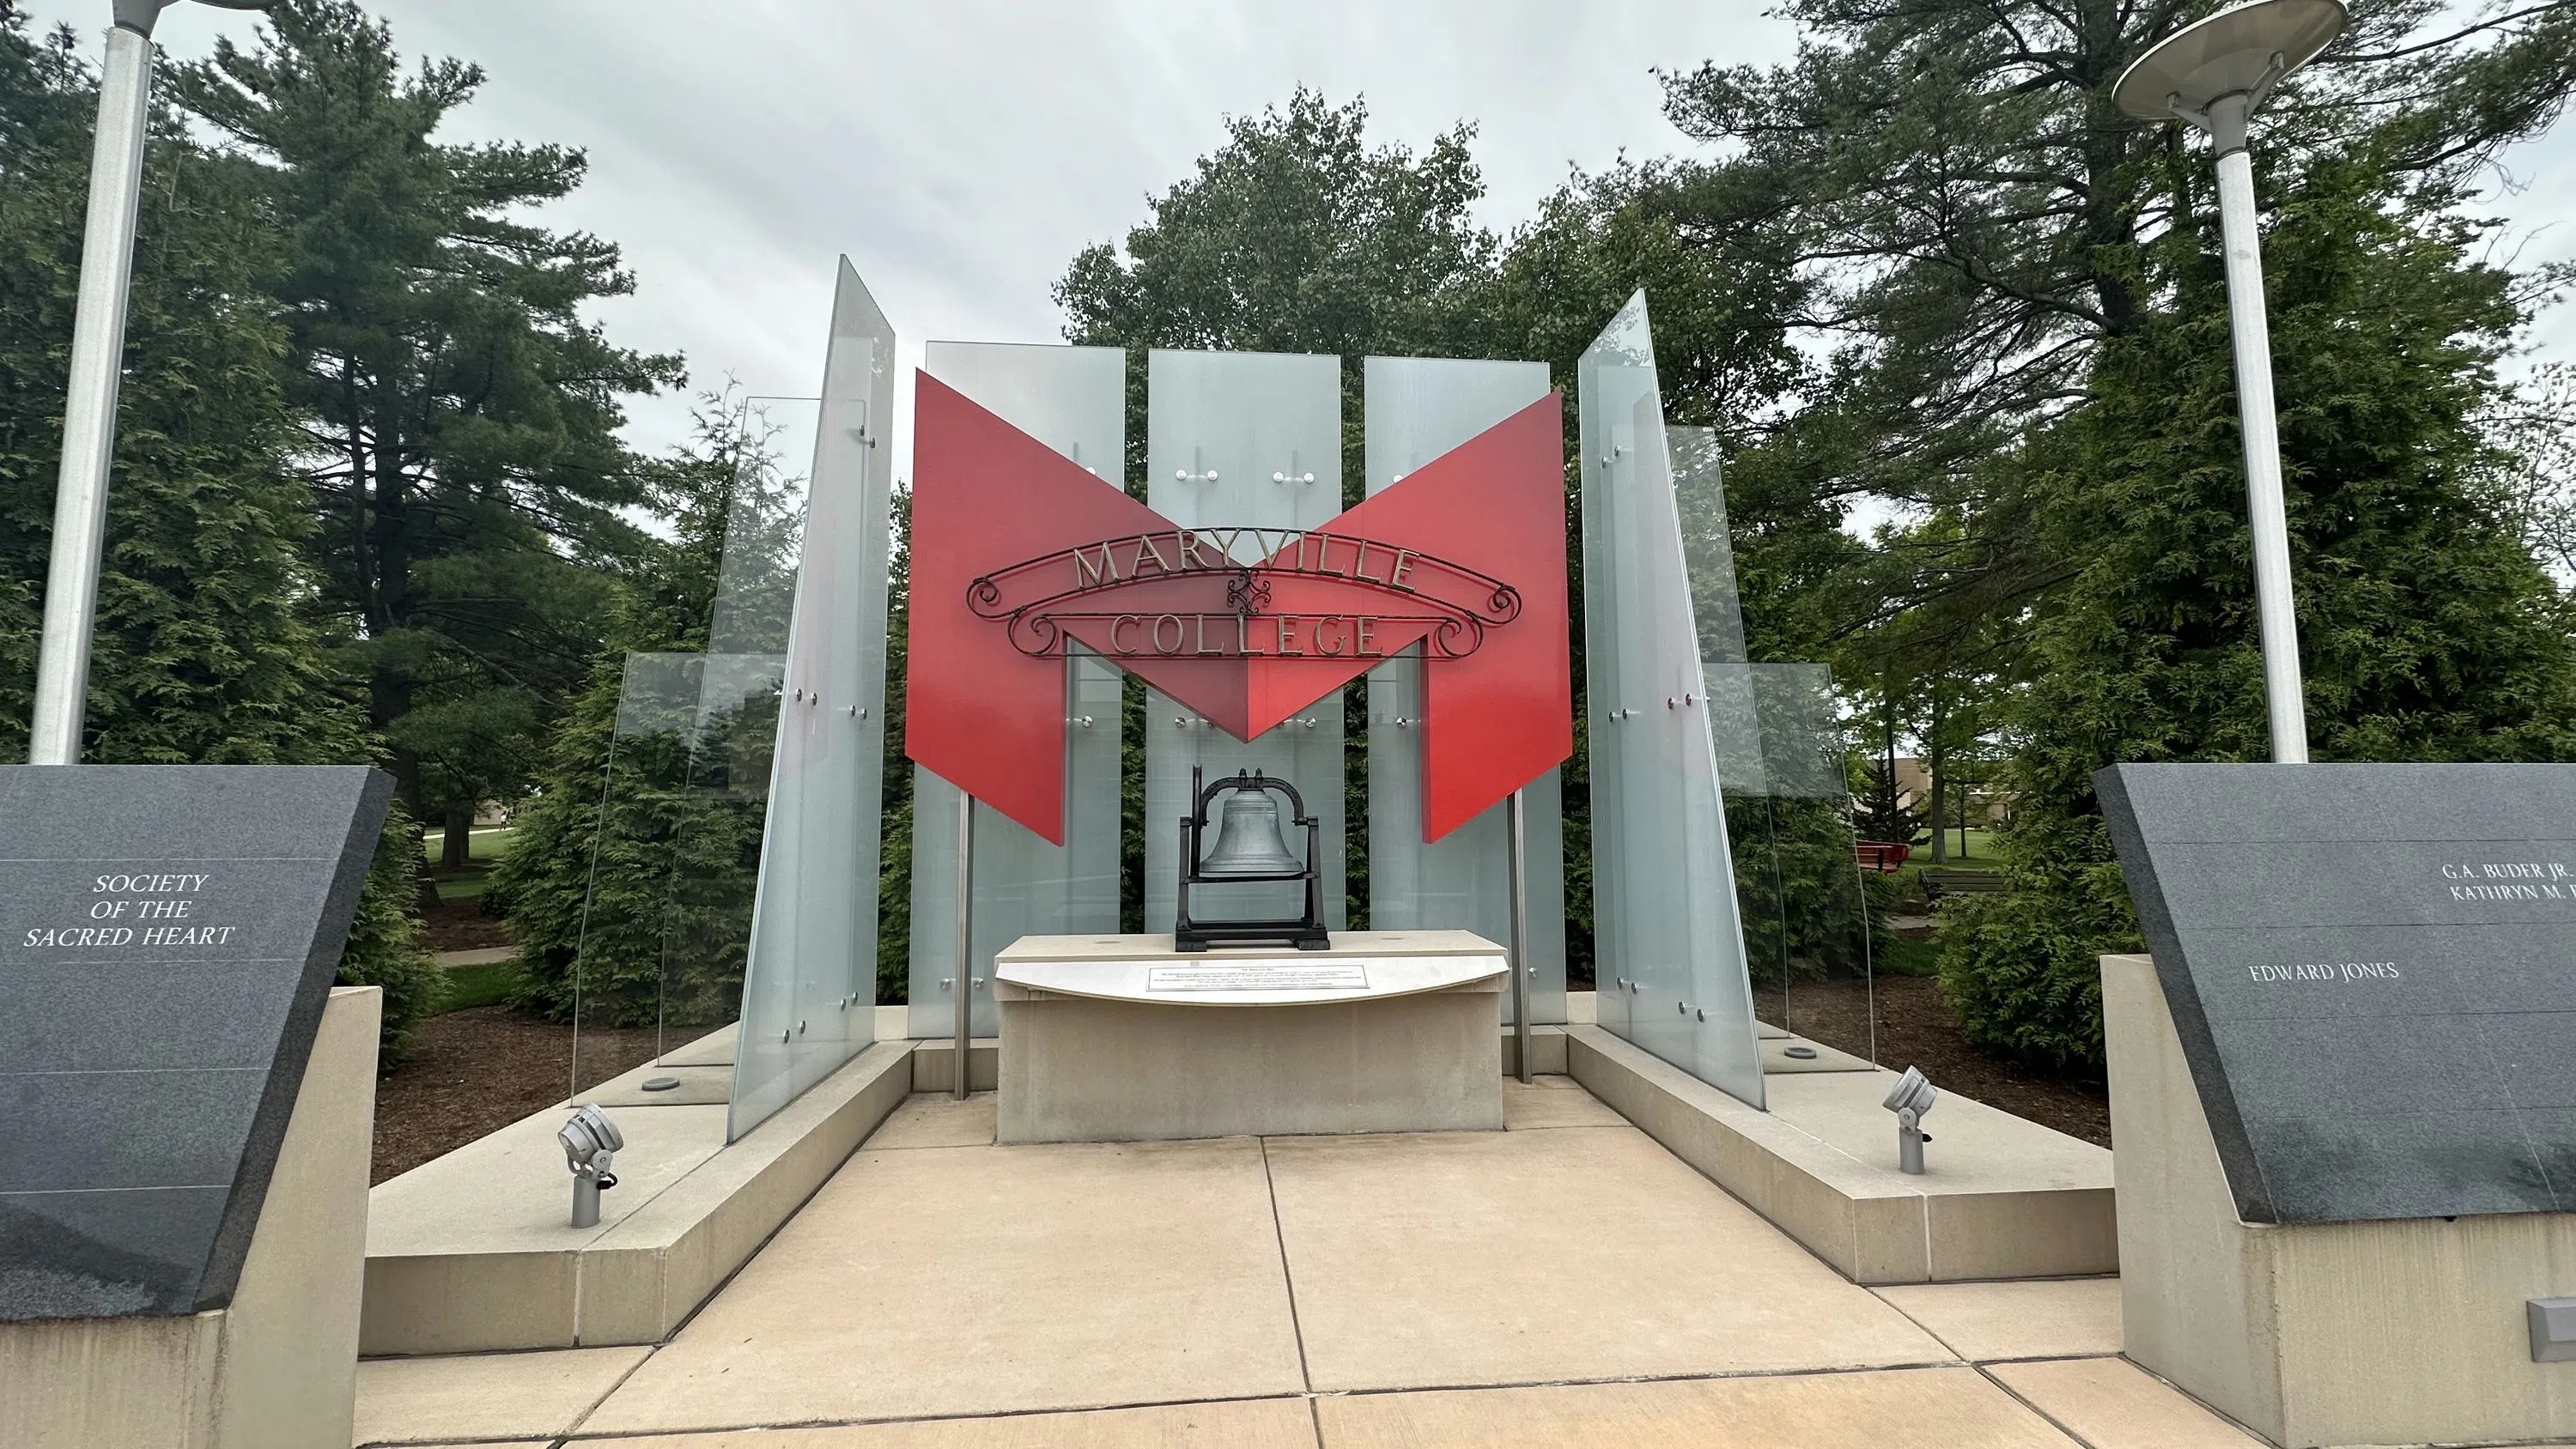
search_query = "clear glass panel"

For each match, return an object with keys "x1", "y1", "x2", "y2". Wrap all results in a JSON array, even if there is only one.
[
  {"x1": 1141, "y1": 349, "x2": 1346, "y2": 928},
  {"x1": 1668, "y1": 418, "x2": 1880, "y2": 1064},
  {"x1": 569, "y1": 652, "x2": 705, "y2": 1097},
  {"x1": 1711, "y1": 664, "x2": 1880, "y2": 1061},
  {"x1": 648, "y1": 398, "x2": 813, "y2": 1076},
  {"x1": 728, "y1": 260, "x2": 897, "y2": 1139},
  {"x1": 1577, "y1": 293, "x2": 1765, "y2": 1107},
  {"x1": 1362, "y1": 356, "x2": 1565, "y2": 1022},
  {"x1": 905, "y1": 343, "x2": 1127, "y2": 1038}
]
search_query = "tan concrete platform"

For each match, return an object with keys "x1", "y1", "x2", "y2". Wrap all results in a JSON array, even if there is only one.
[
  {"x1": 1264, "y1": 1124, "x2": 1951, "y2": 1391},
  {"x1": 362, "y1": 1039, "x2": 913, "y2": 1355},
  {"x1": 360, "y1": 1070, "x2": 2306, "y2": 1449},
  {"x1": 1990, "y1": 1356, "x2": 2266, "y2": 1447},
  {"x1": 1568, "y1": 1023, "x2": 2116, "y2": 1282},
  {"x1": 578, "y1": 1133, "x2": 1307, "y2": 1432},
  {"x1": 1873, "y1": 1277, "x2": 2123, "y2": 1361}
]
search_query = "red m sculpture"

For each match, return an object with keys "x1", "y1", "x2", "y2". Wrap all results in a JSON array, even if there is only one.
[{"x1": 905, "y1": 372, "x2": 1572, "y2": 846}]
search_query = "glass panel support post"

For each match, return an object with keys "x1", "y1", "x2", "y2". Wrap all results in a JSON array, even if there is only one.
[
  {"x1": 953, "y1": 789, "x2": 975, "y2": 1100},
  {"x1": 1508, "y1": 787, "x2": 1531, "y2": 1084}
]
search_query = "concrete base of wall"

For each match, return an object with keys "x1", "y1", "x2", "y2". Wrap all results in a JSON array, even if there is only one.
[
  {"x1": 0, "y1": 985, "x2": 380, "y2": 1449},
  {"x1": 2104, "y1": 952, "x2": 2576, "y2": 1448},
  {"x1": 1567, "y1": 1022, "x2": 2116, "y2": 1283},
  {"x1": 361, "y1": 1036, "x2": 912, "y2": 1356}
]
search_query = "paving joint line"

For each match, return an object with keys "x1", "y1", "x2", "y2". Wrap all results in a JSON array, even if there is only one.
[{"x1": 1257, "y1": 1134, "x2": 1319, "y2": 1399}]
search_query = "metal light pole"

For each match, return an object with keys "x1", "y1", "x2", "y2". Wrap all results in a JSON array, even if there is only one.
[
  {"x1": 27, "y1": 0, "x2": 272, "y2": 766},
  {"x1": 952, "y1": 790, "x2": 975, "y2": 1100},
  {"x1": 2116, "y1": 0, "x2": 2348, "y2": 765},
  {"x1": 1506, "y1": 788, "x2": 1532, "y2": 1084}
]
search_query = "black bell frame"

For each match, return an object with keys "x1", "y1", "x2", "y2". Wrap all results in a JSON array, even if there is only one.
[{"x1": 1173, "y1": 766, "x2": 1329, "y2": 952}]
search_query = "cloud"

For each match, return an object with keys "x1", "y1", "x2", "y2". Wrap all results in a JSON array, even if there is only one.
[
  {"x1": 33, "y1": 0, "x2": 1785, "y2": 465},
  {"x1": 26, "y1": 0, "x2": 2573, "y2": 469}
]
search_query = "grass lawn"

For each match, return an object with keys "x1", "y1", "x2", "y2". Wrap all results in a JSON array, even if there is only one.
[
  {"x1": 420, "y1": 825, "x2": 514, "y2": 867},
  {"x1": 422, "y1": 825, "x2": 513, "y2": 902},
  {"x1": 430, "y1": 960, "x2": 519, "y2": 1015},
  {"x1": 1918, "y1": 828, "x2": 2001, "y2": 864},
  {"x1": 1874, "y1": 933, "x2": 1941, "y2": 977}
]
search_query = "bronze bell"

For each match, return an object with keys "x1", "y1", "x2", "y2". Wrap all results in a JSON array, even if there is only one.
[{"x1": 1198, "y1": 787, "x2": 1303, "y2": 876}]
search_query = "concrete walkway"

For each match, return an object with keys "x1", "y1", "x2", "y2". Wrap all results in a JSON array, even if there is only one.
[{"x1": 352, "y1": 1078, "x2": 2261, "y2": 1448}]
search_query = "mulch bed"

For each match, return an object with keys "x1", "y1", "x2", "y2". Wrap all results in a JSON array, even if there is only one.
[
  {"x1": 420, "y1": 894, "x2": 510, "y2": 953},
  {"x1": 373, "y1": 1006, "x2": 659, "y2": 1185},
  {"x1": 1756, "y1": 974, "x2": 2111, "y2": 1147}
]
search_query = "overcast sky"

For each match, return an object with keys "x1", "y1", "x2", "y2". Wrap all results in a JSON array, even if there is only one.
[{"x1": 23, "y1": 0, "x2": 2576, "y2": 471}]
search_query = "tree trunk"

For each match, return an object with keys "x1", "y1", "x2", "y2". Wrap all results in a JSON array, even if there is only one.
[
  {"x1": 1926, "y1": 682, "x2": 1948, "y2": 864},
  {"x1": 440, "y1": 803, "x2": 474, "y2": 871}
]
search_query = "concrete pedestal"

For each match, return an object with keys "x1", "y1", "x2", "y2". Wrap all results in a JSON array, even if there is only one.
[
  {"x1": 0, "y1": 986, "x2": 380, "y2": 1449},
  {"x1": 993, "y1": 931, "x2": 1507, "y2": 1143},
  {"x1": 2104, "y1": 953, "x2": 2576, "y2": 1447}
]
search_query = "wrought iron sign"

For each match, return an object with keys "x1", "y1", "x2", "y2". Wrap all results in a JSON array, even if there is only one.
[{"x1": 968, "y1": 529, "x2": 1522, "y2": 662}]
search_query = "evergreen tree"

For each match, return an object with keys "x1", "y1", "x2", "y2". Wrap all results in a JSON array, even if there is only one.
[
  {"x1": 1941, "y1": 151, "x2": 2576, "y2": 1068},
  {"x1": 1054, "y1": 91, "x2": 1507, "y2": 936},
  {"x1": 0, "y1": 14, "x2": 433, "y2": 1046},
  {"x1": 173, "y1": 2, "x2": 679, "y2": 877}
]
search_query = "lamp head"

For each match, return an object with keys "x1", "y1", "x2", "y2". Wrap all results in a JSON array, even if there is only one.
[
  {"x1": 558, "y1": 1103, "x2": 623, "y2": 1178},
  {"x1": 2115, "y1": 0, "x2": 2348, "y2": 127},
  {"x1": 114, "y1": 0, "x2": 275, "y2": 36}
]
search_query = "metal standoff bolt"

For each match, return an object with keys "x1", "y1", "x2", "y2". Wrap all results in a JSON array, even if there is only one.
[
  {"x1": 1696, "y1": 1008, "x2": 1708, "y2": 1022},
  {"x1": 1628, "y1": 979, "x2": 1641, "y2": 994},
  {"x1": 1883, "y1": 1066, "x2": 1938, "y2": 1174},
  {"x1": 796, "y1": 1020, "x2": 806, "y2": 1034},
  {"x1": 1677, "y1": 1000, "x2": 1690, "y2": 1015},
  {"x1": 558, "y1": 1104, "x2": 622, "y2": 1228},
  {"x1": 939, "y1": 977, "x2": 956, "y2": 991},
  {"x1": 1067, "y1": 715, "x2": 1094, "y2": 728},
  {"x1": 1271, "y1": 470, "x2": 1316, "y2": 485}
]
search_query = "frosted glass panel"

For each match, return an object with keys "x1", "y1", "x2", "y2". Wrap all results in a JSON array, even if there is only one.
[
  {"x1": 1577, "y1": 292, "x2": 1764, "y2": 1108},
  {"x1": 1362, "y1": 356, "x2": 1564, "y2": 1022},
  {"x1": 1143, "y1": 350, "x2": 1346, "y2": 930},
  {"x1": 728, "y1": 261, "x2": 896, "y2": 1139},
  {"x1": 1145, "y1": 689, "x2": 1346, "y2": 931},
  {"x1": 906, "y1": 343, "x2": 1126, "y2": 1038},
  {"x1": 1366, "y1": 649, "x2": 1566, "y2": 1023},
  {"x1": 908, "y1": 652, "x2": 1121, "y2": 1038}
]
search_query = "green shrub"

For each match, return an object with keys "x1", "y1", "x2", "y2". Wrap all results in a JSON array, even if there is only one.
[{"x1": 337, "y1": 801, "x2": 441, "y2": 1057}]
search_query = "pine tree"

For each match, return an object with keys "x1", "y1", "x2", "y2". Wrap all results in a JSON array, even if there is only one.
[
  {"x1": 0, "y1": 14, "x2": 434, "y2": 1046},
  {"x1": 173, "y1": 2, "x2": 679, "y2": 878},
  {"x1": 1940, "y1": 151, "x2": 2576, "y2": 1068}
]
